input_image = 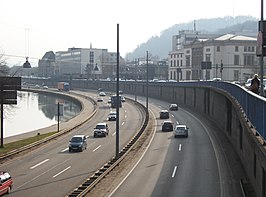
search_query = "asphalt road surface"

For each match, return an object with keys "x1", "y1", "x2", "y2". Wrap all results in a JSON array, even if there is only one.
[
  {"x1": 0, "y1": 91, "x2": 144, "y2": 197},
  {"x1": 110, "y1": 97, "x2": 246, "y2": 197}
]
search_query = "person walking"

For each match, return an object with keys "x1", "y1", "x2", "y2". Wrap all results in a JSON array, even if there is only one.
[{"x1": 250, "y1": 74, "x2": 260, "y2": 94}]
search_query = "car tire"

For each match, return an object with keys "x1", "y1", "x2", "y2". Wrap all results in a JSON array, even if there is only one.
[
  {"x1": 69, "y1": 148, "x2": 72, "y2": 152},
  {"x1": 94, "y1": 134, "x2": 97, "y2": 138}
]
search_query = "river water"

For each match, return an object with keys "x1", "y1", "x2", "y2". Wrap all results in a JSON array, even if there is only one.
[{"x1": 3, "y1": 91, "x2": 81, "y2": 138}]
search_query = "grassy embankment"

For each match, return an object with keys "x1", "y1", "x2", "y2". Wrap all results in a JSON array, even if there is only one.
[{"x1": 0, "y1": 131, "x2": 58, "y2": 155}]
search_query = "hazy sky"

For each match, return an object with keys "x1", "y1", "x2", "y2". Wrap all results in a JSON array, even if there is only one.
[{"x1": 0, "y1": 0, "x2": 261, "y2": 67}]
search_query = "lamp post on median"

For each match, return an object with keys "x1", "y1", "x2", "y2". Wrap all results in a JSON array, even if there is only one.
[{"x1": 146, "y1": 51, "x2": 149, "y2": 110}]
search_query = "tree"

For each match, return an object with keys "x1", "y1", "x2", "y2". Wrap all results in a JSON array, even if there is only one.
[{"x1": 0, "y1": 53, "x2": 9, "y2": 76}]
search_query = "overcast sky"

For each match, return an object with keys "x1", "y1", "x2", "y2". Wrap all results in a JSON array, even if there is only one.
[{"x1": 0, "y1": 0, "x2": 261, "y2": 67}]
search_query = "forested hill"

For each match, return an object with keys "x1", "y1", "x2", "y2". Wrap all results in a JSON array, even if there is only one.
[{"x1": 125, "y1": 16, "x2": 258, "y2": 61}]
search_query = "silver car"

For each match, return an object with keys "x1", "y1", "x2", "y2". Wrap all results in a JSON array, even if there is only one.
[{"x1": 174, "y1": 125, "x2": 188, "y2": 138}]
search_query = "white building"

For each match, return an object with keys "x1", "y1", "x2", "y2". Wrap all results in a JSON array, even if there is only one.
[
  {"x1": 169, "y1": 33, "x2": 258, "y2": 82},
  {"x1": 54, "y1": 46, "x2": 125, "y2": 79}
]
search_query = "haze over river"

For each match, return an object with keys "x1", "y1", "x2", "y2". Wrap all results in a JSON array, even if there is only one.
[{"x1": 3, "y1": 91, "x2": 81, "y2": 138}]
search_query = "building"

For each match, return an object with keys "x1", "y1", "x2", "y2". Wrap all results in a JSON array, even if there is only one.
[
  {"x1": 169, "y1": 32, "x2": 258, "y2": 82},
  {"x1": 39, "y1": 46, "x2": 125, "y2": 79},
  {"x1": 38, "y1": 51, "x2": 56, "y2": 77}
]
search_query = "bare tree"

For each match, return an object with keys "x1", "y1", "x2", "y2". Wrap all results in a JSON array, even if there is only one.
[{"x1": 0, "y1": 53, "x2": 9, "y2": 76}]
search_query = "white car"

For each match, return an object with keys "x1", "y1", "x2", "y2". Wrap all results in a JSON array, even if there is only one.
[
  {"x1": 108, "y1": 111, "x2": 117, "y2": 121},
  {"x1": 99, "y1": 92, "x2": 106, "y2": 96}
]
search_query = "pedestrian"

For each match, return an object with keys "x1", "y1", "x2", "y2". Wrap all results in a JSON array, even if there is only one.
[{"x1": 250, "y1": 74, "x2": 260, "y2": 94}]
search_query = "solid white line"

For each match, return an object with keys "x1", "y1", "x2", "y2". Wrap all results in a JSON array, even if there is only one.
[
  {"x1": 93, "y1": 145, "x2": 101, "y2": 152},
  {"x1": 172, "y1": 166, "x2": 177, "y2": 178},
  {"x1": 112, "y1": 132, "x2": 116, "y2": 136},
  {"x1": 108, "y1": 108, "x2": 157, "y2": 197},
  {"x1": 125, "y1": 115, "x2": 127, "y2": 118},
  {"x1": 179, "y1": 144, "x2": 182, "y2": 151},
  {"x1": 61, "y1": 147, "x2": 69, "y2": 152},
  {"x1": 53, "y1": 166, "x2": 71, "y2": 178},
  {"x1": 30, "y1": 159, "x2": 49, "y2": 169},
  {"x1": 122, "y1": 122, "x2": 125, "y2": 126}
]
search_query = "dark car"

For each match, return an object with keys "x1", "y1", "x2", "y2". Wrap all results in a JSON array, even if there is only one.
[
  {"x1": 174, "y1": 125, "x2": 188, "y2": 138},
  {"x1": 0, "y1": 172, "x2": 13, "y2": 196},
  {"x1": 169, "y1": 104, "x2": 178, "y2": 111},
  {"x1": 159, "y1": 110, "x2": 169, "y2": 119},
  {"x1": 162, "y1": 121, "x2": 174, "y2": 131},
  {"x1": 69, "y1": 135, "x2": 87, "y2": 152}
]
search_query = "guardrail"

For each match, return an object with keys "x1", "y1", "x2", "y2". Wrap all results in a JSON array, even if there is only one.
[
  {"x1": 0, "y1": 89, "x2": 97, "y2": 162},
  {"x1": 67, "y1": 97, "x2": 150, "y2": 197}
]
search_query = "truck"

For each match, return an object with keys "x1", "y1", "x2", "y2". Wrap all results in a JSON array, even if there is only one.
[{"x1": 57, "y1": 82, "x2": 70, "y2": 91}]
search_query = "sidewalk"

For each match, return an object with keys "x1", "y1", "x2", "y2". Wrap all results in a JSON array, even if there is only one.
[{"x1": 4, "y1": 91, "x2": 96, "y2": 144}]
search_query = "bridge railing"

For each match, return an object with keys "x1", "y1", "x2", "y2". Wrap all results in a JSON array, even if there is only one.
[{"x1": 173, "y1": 81, "x2": 266, "y2": 141}]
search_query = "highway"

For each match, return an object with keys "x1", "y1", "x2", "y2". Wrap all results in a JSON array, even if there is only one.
[
  {"x1": 0, "y1": 91, "x2": 145, "y2": 197},
  {"x1": 109, "y1": 97, "x2": 247, "y2": 197}
]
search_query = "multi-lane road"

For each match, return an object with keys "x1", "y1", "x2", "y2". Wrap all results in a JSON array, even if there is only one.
[
  {"x1": 109, "y1": 97, "x2": 247, "y2": 197},
  {"x1": 0, "y1": 91, "x2": 144, "y2": 197},
  {"x1": 0, "y1": 91, "x2": 248, "y2": 197}
]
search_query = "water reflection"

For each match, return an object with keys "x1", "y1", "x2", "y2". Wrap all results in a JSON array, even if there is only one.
[{"x1": 4, "y1": 91, "x2": 81, "y2": 138}]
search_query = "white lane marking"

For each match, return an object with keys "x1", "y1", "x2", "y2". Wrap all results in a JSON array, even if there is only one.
[
  {"x1": 179, "y1": 144, "x2": 182, "y2": 151},
  {"x1": 61, "y1": 147, "x2": 69, "y2": 152},
  {"x1": 176, "y1": 121, "x2": 179, "y2": 125},
  {"x1": 125, "y1": 110, "x2": 127, "y2": 113},
  {"x1": 53, "y1": 166, "x2": 71, "y2": 178},
  {"x1": 112, "y1": 132, "x2": 116, "y2": 136},
  {"x1": 108, "y1": 108, "x2": 157, "y2": 197},
  {"x1": 172, "y1": 166, "x2": 177, "y2": 178},
  {"x1": 30, "y1": 159, "x2": 49, "y2": 169},
  {"x1": 125, "y1": 115, "x2": 127, "y2": 119},
  {"x1": 15, "y1": 158, "x2": 71, "y2": 191},
  {"x1": 93, "y1": 145, "x2": 101, "y2": 152},
  {"x1": 122, "y1": 122, "x2": 125, "y2": 126},
  {"x1": 172, "y1": 114, "x2": 174, "y2": 117}
]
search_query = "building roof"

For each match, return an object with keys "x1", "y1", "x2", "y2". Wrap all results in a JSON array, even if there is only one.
[{"x1": 214, "y1": 34, "x2": 256, "y2": 41}]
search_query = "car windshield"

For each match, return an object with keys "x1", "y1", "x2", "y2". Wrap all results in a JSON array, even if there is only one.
[
  {"x1": 96, "y1": 125, "x2": 106, "y2": 129},
  {"x1": 71, "y1": 137, "x2": 82, "y2": 142},
  {"x1": 176, "y1": 127, "x2": 186, "y2": 132},
  {"x1": 109, "y1": 112, "x2": 116, "y2": 116}
]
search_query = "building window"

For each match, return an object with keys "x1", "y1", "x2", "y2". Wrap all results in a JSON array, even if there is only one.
[
  {"x1": 177, "y1": 60, "x2": 179, "y2": 67},
  {"x1": 205, "y1": 54, "x2": 211, "y2": 61},
  {"x1": 180, "y1": 60, "x2": 183, "y2": 66},
  {"x1": 234, "y1": 55, "x2": 240, "y2": 65},
  {"x1": 174, "y1": 60, "x2": 176, "y2": 67},
  {"x1": 235, "y1": 46, "x2": 239, "y2": 52},
  {"x1": 186, "y1": 55, "x2": 190, "y2": 67},
  {"x1": 89, "y1": 51, "x2": 94, "y2": 64},
  {"x1": 206, "y1": 48, "x2": 210, "y2": 52},
  {"x1": 217, "y1": 46, "x2": 220, "y2": 52},
  {"x1": 170, "y1": 60, "x2": 173, "y2": 67},
  {"x1": 186, "y1": 50, "x2": 190, "y2": 54},
  {"x1": 244, "y1": 55, "x2": 254, "y2": 65}
]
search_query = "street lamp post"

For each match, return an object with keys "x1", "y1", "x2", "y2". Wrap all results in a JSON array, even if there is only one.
[{"x1": 146, "y1": 51, "x2": 149, "y2": 110}]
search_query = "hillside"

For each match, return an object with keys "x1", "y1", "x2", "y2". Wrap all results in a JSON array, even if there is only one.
[{"x1": 125, "y1": 16, "x2": 258, "y2": 61}]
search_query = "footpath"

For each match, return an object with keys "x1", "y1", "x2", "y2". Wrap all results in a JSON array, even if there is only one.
[{"x1": 4, "y1": 90, "x2": 96, "y2": 144}]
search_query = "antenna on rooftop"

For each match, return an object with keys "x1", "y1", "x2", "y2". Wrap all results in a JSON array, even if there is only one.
[{"x1": 194, "y1": 20, "x2": 196, "y2": 32}]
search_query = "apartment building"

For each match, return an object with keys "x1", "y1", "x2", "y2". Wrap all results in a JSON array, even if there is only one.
[{"x1": 169, "y1": 32, "x2": 258, "y2": 82}]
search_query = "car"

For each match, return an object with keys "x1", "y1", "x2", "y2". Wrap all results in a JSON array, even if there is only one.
[
  {"x1": 169, "y1": 104, "x2": 178, "y2": 111},
  {"x1": 162, "y1": 121, "x2": 174, "y2": 132},
  {"x1": 119, "y1": 90, "x2": 123, "y2": 94},
  {"x1": 0, "y1": 172, "x2": 13, "y2": 196},
  {"x1": 99, "y1": 92, "x2": 106, "y2": 96},
  {"x1": 107, "y1": 97, "x2": 112, "y2": 103},
  {"x1": 174, "y1": 125, "x2": 188, "y2": 138},
  {"x1": 42, "y1": 85, "x2": 48, "y2": 89},
  {"x1": 159, "y1": 110, "x2": 169, "y2": 119},
  {"x1": 121, "y1": 96, "x2": 126, "y2": 102},
  {"x1": 97, "y1": 97, "x2": 103, "y2": 102},
  {"x1": 94, "y1": 122, "x2": 109, "y2": 137},
  {"x1": 108, "y1": 111, "x2": 117, "y2": 121},
  {"x1": 98, "y1": 88, "x2": 103, "y2": 91},
  {"x1": 69, "y1": 135, "x2": 87, "y2": 152}
]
